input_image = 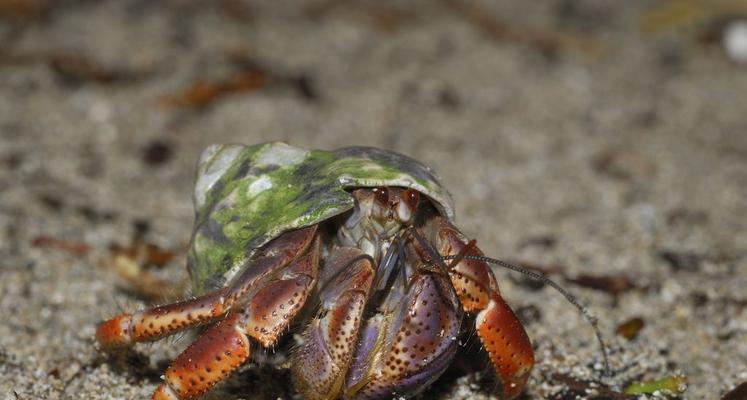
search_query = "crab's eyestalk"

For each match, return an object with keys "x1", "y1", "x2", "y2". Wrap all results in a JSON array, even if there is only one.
[
  {"x1": 351, "y1": 187, "x2": 420, "y2": 228},
  {"x1": 403, "y1": 188, "x2": 420, "y2": 208},
  {"x1": 372, "y1": 187, "x2": 389, "y2": 205},
  {"x1": 397, "y1": 188, "x2": 420, "y2": 223}
]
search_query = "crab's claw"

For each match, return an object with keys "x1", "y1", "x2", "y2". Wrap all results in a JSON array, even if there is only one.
[
  {"x1": 427, "y1": 216, "x2": 535, "y2": 399},
  {"x1": 345, "y1": 244, "x2": 464, "y2": 399},
  {"x1": 476, "y1": 292, "x2": 534, "y2": 398}
]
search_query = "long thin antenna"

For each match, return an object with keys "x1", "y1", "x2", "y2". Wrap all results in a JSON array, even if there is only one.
[{"x1": 442, "y1": 254, "x2": 612, "y2": 379}]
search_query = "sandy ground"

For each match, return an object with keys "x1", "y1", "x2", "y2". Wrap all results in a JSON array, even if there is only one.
[{"x1": 1, "y1": 1, "x2": 746, "y2": 399}]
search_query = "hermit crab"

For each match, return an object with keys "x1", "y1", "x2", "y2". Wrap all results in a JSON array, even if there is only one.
[{"x1": 97, "y1": 142, "x2": 607, "y2": 399}]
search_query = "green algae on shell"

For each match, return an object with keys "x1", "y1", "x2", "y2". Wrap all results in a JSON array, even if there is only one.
[{"x1": 187, "y1": 142, "x2": 454, "y2": 294}]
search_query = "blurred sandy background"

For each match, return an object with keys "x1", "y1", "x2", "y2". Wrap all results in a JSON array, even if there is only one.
[{"x1": 1, "y1": 1, "x2": 746, "y2": 399}]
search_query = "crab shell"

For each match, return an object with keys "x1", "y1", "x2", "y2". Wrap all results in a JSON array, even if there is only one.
[{"x1": 189, "y1": 142, "x2": 455, "y2": 295}]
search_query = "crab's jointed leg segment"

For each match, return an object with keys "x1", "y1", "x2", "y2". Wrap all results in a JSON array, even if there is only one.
[
  {"x1": 427, "y1": 216, "x2": 534, "y2": 399},
  {"x1": 244, "y1": 243, "x2": 319, "y2": 347},
  {"x1": 96, "y1": 226, "x2": 318, "y2": 349},
  {"x1": 96, "y1": 289, "x2": 230, "y2": 349},
  {"x1": 152, "y1": 311, "x2": 251, "y2": 400},
  {"x1": 292, "y1": 247, "x2": 375, "y2": 400}
]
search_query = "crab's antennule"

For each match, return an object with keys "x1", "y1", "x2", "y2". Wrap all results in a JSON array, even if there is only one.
[{"x1": 443, "y1": 254, "x2": 612, "y2": 380}]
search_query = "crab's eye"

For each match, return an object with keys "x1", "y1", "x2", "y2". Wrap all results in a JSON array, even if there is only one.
[
  {"x1": 403, "y1": 189, "x2": 420, "y2": 209},
  {"x1": 372, "y1": 187, "x2": 389, "y2": 205}
]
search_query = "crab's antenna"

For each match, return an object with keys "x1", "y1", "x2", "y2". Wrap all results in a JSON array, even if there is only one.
[
  {"x1": 407, "y1": 227, "x2": 445, "y2": 267},
  {"x1": 442, "y1": 254, "x2": 612, "y2": 379}
]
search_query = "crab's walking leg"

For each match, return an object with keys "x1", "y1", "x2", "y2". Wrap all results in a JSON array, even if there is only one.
[
  {"x1": 152, "y1": 311, "x2": 250, "y2": 400},
  {"x1": 153, "y1": 231, "x2": 320, "y2": 400},
  {"x1": 96, "y1": 288, "x2": 229, "y2": 349},
  {"x1": 426, "y1": 217, "x2": 534, "y2": 399},
  {"x1": 292, "y1": 247, "x2": 375, "y2": 400},
  {"x1": 96, "y1": 226, "x2": 317, "y2": 349}
]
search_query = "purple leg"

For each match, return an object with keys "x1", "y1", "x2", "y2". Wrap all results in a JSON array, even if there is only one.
[
  {"x1": 344, "y1": 242, "x2": 463, "y2": 399},
  {"x1": 292, "y1": 247, "x2": 375, "y2": 400},
  {"x1": 346, "y1": 273, "x2": 462, "y2": 399}
]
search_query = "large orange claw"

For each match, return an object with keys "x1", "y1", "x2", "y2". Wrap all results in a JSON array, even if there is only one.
[
  {"x1": 427, "y1": 215, "x2": 535, "y2": 399},
  {"x1": 476, "y1": 293, "x2": 534, "y2": 399}
]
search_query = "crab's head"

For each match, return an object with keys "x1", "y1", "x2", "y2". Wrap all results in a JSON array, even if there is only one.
[{"x1": 350, "y1": 187, "x2": 421, "y2": 238}]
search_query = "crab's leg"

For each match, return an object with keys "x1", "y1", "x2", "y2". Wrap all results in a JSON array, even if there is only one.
[
  {"x1": 292, "y1": 247, "x2": 375, "y2": 400},
  {"x1": 96, "y1": 226, "x2": 317, "y2": 349},
  {"x1": 343, "y1": 241, "x2": 463, "y2": 399},
  {"x1": 153, "y1": 231, "x2": 320, "y2": 400},
  {"x1": 425, "y1": 216, "x2": 534, "y2": 399}
]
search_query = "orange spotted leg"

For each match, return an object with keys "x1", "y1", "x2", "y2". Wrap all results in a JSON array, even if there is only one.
[
  {"x1": 426, "y1": 216, "x2": 534, "y2": 399},
  {"x1": 96, "y1": 226, "x2": 318, "y2": 349},
  {"x1": 152, "y1": 233, "x2": 320, "y2": 399},
  {"x1": 96, "y1": 226, "x2": 319, "y2": 400}
]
